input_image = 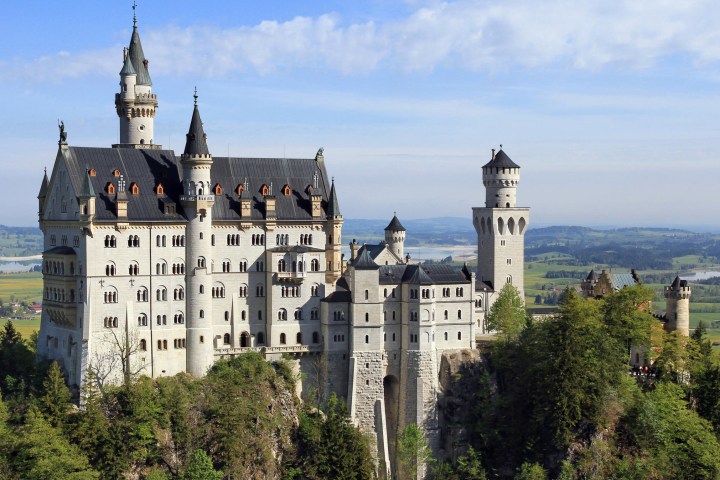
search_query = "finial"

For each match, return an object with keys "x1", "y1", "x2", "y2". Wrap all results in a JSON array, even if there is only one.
[
  {"x1": 58, "y1": 120, "x2": 67, "y2": 145},
  {"x1": 193, "y1": 87, "x2": 198, "y2": 106},
  {"x1": 331, "y1": 176, "x2": 334, "y2": 183},
  {"x1": 44, "y1": 167, "x2": 47, "y2": 175},
  {"x1": 394, "y1": 211, "x2": 397, "y2": 217},
  {"x1": 132, "y1": 1, "x2": 137, "y2": 27},
  {"x1": 500, "y1": 143, "x2": 503, "y2": 149}
]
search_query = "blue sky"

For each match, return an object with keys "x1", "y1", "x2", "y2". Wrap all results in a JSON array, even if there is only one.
[{"x1": 2, "y1": 0, "x2": 719, "y2": 229}]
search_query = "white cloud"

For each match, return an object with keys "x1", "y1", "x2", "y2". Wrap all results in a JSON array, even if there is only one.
[{"x1": 3, "y1": 0, "x2": 720, "y2": 82}]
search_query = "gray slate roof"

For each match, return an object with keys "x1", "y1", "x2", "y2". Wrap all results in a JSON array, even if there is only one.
[
  {"x1": 611, "y1": 273, "x2": 638, "y2": 291},
  {"x1": 62, "y1": 147, "x2": 333, "y2": 223},
  {"x1": 182, "y1": 102, "x2": 209, "y2": 156},
  {"x1": 327, "y1": 180, "x2": 340, "y2": 217},
  {"x1": 378, "y1": 264, "x2": 470, "y2": 285},
  {"x1": 120, "y1": 53, "x2": 136, "y2": 75},
  {"x1": 128, "y1": 25, "x2": 152, "y2": 85},
  {"x1": 483, "y1": 149, "x2": 520, "y2": 169},
  {"x1": 352, "y1": 249, "x2": 379, "y2": 270},
  {"x1": 385, "y1": 215, "x2": 406, "y2": 232}
]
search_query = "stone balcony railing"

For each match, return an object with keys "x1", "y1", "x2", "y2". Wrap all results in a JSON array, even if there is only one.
[
  {"x1": 214, "y1": 344, "x2": 322, "y2": 356},
  {"x1": 180, "y1": 195, "x2": 216, "y2": 203},
  {"x1": 274, "y1": 271, "x2": 306, "y2": 280}
]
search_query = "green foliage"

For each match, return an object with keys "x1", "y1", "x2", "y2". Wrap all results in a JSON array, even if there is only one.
[
  {"x1": 0, "y1": 320, "x2": 35, "y2": 397},
  {"x1": 455, "y1": 448, "x2": 487, "y2": 480},
  {"x1": 144, "y1": 466, "x2": 171, "y2": 480},
  {"x1": 396, "y1": 423, "x2": 434, "y2": 480},
  {"x1": 40, "y1": 361, "x2": 71, "y2": 427},
  {"x1": 515, "y1": 462, "x2": 547, "y2": 480},
  {"x1": 627, "y1": 381, "x2": 720, "y2": 479},
  {"x1": 296, "y1": 393, "x2": 374, "y2": 480},
  {"x1": 486, "y1": 283, "x2": 527, "y2": 342},
  {"x1": 183, "y1": 450, "x2": 222, "y2": 480},
  {"x1": 11, "y1": 407, "x2": 99, "y2": 479}
]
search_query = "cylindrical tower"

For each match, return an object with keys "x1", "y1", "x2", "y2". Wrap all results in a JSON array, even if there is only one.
[
  {"x1": 115, "y1": 17, "x2": 158, "y2": 147},
  {"x1": 665, "y1": 276, "x2": 691, "y2": 336},
  {"x1": 384, "y1": 215, "x2": 406, "y2": 259},
  {"x1": 483, "y1": 148, "x2": 520, "y2": 208},
  {"x1": 180, "y1": 92, "x2": 215, "y2": 376}
]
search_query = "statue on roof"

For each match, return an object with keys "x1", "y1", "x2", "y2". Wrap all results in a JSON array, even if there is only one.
[{"x1": 58, "y1": 121, "x2": 67, "y2": 145}]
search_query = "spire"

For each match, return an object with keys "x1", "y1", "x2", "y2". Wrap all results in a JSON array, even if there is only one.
[
  {"x1": 38, "y1": 168, "x2": 49, "y2": 198},
  {"x1": 183, "y1": 90, "x2": 210, "y2": 156},
  {"x1": 80, "y1": 168, "x2": 95, "y2": 198},
  {"x1": 327, "y1": 177, "x2": 340, "y2": 217},
  {"x1": 127, "y1": 7, "x2": 152, "y2": 85}
]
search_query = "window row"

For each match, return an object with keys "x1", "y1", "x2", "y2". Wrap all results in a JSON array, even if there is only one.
[
  {"x1": 44, "y1": 287, "x2": 75, "y2": 303},
  {"x1": 44, "y1": 260, "x2": 75, "y2": 276},
  {"x1": 251, "y1": 234, "x2": 265, "y2": 246}
]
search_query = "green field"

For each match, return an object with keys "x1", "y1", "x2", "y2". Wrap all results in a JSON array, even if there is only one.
[
  {"x1": 0, "y1": 271, "x2": 43, "y2": 303},
  {"x1": 2, "y1": 318, "x2": 41, "y2": 339}
]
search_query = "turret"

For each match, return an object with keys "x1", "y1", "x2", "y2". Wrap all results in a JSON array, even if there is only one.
[
  {"x1": 78, "y1": 168, "x2": 96, "y2": 221},
  {"x1": 38, "y1": 168, "x2": 49, "y2": 222},
  {"x1": 180, "y1": 91, "x2": 215, "y2": 376},
  {"x1": 483, "y1": 148, "x2": 520, "y2": 208},
  {"x1": 114, "y1": 12, "x2": 159, "y2": 148},
  {"x1": 664, "y1": 276, "x2": 691, "y2": 336},
  {"x1": 384, "y1": 214, "x2": 406, "y2": 259},
  {"x1": 325, "y1": 177, "x2": 343, "y2": 284}
]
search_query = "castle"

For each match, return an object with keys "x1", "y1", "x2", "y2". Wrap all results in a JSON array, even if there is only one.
[{"x1": 37, "y1": 14, "x2": 530, "y2": 478}]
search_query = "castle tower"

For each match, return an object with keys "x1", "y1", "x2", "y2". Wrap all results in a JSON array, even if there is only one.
[
  {"x1": 114, "y1": 12, "x2": 159, "y2": 148},
  {"x1": 664, "y1": 276, "x2": 691, "y2": 336},
  {"x1": 384, "y1": 215, "x2": 406, "y2": 260},
  {"x1": 180, "y1": 92, "x2": 215, "y2": 376},
  {"x1": 472, "y1": 148, "x2": 530, "y2": 300},
  {"x1": 37, "y1": 168, "x2": 49, "y2": 223},
  {"x1": 325, "y1": 178, "x2": 343, "y2": 284}
]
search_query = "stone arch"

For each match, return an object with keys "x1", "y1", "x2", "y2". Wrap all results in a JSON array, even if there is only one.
[
  {"x1": 497, "y1": 217, "x2": 505, "y2": 235},
  {"x1": 422, "y1": 309, "x2": 430, "y2": 322},
  {"x1": 240, "y1": 331, "x2": 250, "y2": 348},
  {"x1": 508, "y1": 217, "x2": 515, "y2": 235},
  {"x1": 518, "y1": 217, "x2": 526, "y2": 234}
]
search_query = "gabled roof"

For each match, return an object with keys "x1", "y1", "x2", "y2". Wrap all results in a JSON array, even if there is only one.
[
  {"x1": 403, "y1": 265, "x2": 434, "y2": 285},
  {"x1": 586, "y1": 269, "x2": 597, "y2": 281},
  {"x1": 611, "y1": 273, "x2": 638, "y2": 291},
  {"x1": 385, "y1": 215, "x2": 405, "y2": 232},
  {"x1": 482, "y1": 149, "x2": 520, "y2": 169},
  {"x1": 352, "y1": 249, "x2": 379, "y2": 270},
  {"x1": 183, "y1": 99, "x2": 210, "y2": 156},
  {"x1": 128, "y1": 25, "x2": 151, "y2": 85}
]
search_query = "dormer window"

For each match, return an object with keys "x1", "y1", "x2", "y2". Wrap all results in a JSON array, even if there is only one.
[
  {"x1": 112, "y1": 168, "x2": 120, "y2": 177},
  {"x1": 106, "y1": 183, "x2": 115, "y2": 195},
  {"x1": 88, "y1": 168, "x2": 97, "y2": 177},
  {"x1": 282, "y1": 184, "x2": 291, "y2": 196},
  {"x1": 260, "y1": 184, "x2": 270, "y2": 196},
  {"x1": 214, "y1": 183, "x2": 223, "y2": 195},
  {"x1": 130, "y1": 183, "x2": 139, "y2": 195},
  {"x1": 236, "y1": 184, "x2": 244, "y2": 195},
  {"x1": 156, "y1": 183, "x2": 165, "y2": 196}
]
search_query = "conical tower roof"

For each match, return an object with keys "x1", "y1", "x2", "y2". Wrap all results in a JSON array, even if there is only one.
[
  {"x1": 352, "y1": 248, "x2": 379, "y2": 270},
  {"x1": 183, "y1": 92, "x2": 210, "y2": 156},
  {"x1": 37, "y1": 169, "x2": 49, "y2": 198},
  {"x1": 327, "y1": 179, "x2": 340, "y2": 217},
  {"x1": 80, "y1": 169, "x2": 95, "y2": 198},
  {"x1": 128, "y1": 23, "x2": 152, "y2": 85},
  {"x1": 385, "y1": 215, "x2": 405, "y2": 232},
  {"x1": 482, "y1": 149, "x2": 520, "y2": 169},
  {"x1": 120, "y1": 51, "x2": 136, "y2": 75}
]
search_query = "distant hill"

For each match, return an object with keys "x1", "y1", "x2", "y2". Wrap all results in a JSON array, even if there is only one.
[{"x1": 0, "y1": 225, "x2": 42, "y2": 258}]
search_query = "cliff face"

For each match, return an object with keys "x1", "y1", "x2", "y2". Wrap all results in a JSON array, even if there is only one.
[{"x1": 437, "y1": 349, "x2": 491, "y2": 460}]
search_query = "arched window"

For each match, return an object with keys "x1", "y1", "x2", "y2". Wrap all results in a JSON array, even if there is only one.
[
  {"x1": 257, "y1": 332, "x2": 265, "y2": 345},
  {"x1": 457, "y1": 310, "x2": 462, "y2": 319},
  {"x1": 240, "y1": 332, "x2": 250, "y2": 347},
  {"x1": 280, "y1": 333, "x2": 286, "y2": 345},
  {"x1": 140, "y1": 339, "x2": 147, "y2": 351},
  {"x1": 214, "y1": 183, "x2": 223, "y2": 195},
  {"x1": 365, "y1": 335, "x2": 369, "y2": 344},
  {"x1": 199, "y1": 310, "x2": 204, "y2": 318},
  {"x1": 223, "y1": 333, "x2": 230, "y2": 345},
  {"x1": 138, "y1": 314, "x2": 147, "y2": 326},
  {"x1": 278, "y1": 309, "x2": 287, "y2": 321},
  {"x1": 296, "y1": 332, "x2": 302, "y2": 344},
  {"x1": 312, "y1": 332, "x2": 319, "y2": 344}
]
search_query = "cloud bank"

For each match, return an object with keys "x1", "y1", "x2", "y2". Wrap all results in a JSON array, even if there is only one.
[{"x1": 3, "y1": 0, "x2": 720, "y2": 82}]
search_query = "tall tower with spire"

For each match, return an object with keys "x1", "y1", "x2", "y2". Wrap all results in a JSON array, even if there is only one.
[
  {"x1": 114, "y1": 8, "x2": 159, "y2": 148},
  {"x1": 325, "y1": 176, "x2": 343, "y2": 284},
  {"x1": 384, "y1": 214, "x2": 406, "y2": 260},
  {"x1": 472, "y1": 148, "x2": 530, "y2": 300},
  {"x1": 180, "y1": 91, "x2": 215, "y2": 376},
  {"x1": 665, "y1": 276, "x2": 691, "y2": 336}
]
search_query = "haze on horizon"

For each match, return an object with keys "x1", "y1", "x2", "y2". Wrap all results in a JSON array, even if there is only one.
[{"x1": 1, "y1": 0, "x2": 719, "y2": 228}]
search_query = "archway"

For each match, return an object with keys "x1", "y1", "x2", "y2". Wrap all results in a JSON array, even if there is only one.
[{"x1": 240, "y1": 331, "x2": 250, "y2": 348}]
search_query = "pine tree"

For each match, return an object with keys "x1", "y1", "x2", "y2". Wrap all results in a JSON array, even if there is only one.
[
  {"x1": 396, "y1": 424, "x2": 433, "y2": 480},
  {"x1": 40, "y1": 361, "x2": 71, "y2": 427}
]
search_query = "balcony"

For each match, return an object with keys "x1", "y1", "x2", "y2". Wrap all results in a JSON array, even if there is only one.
[
  {"x1": 214, "y1": 344, "x2": 322, "y2": 356},
  {"x1": 274, "y1": 271, "x2": 306, "y2": 281}
]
